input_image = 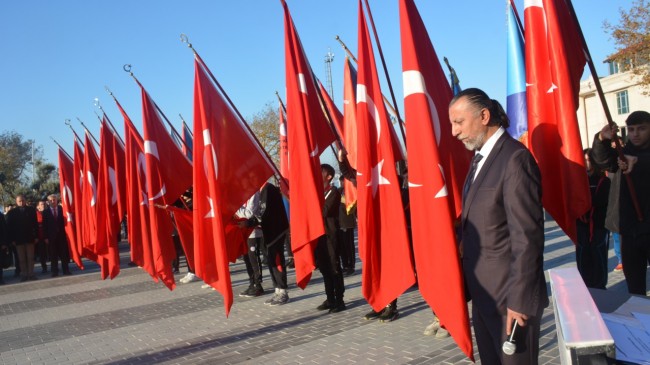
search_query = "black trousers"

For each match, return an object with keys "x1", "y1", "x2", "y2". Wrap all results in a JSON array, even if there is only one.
[
  {"x1": 265, "y1": 234, "x2": 288, "y2": 289},
  {"x1": 472, "y1": 304, "x2": 542, "y2": 365},
  {"x1": 621, "y1": 233, "x2": 650, "y2": 295},
  {"x1": 337, "y1": 228, "x2": 356, "y2": 270},
  {"x1": 35, "y1": 239, "x2": 48, "y2": 269},
  {"x1": 315, "y1": 234, "x2": 345, "y2": 305},
  {"x1": 49, "y1": 234, "x2": 70, "y2": 273},
  {"x1": 242, "y1": 237, "x2": 262, "y2": 286},
  {"x1": 575, "y1": 226, "x2": 609, "y2": 289}
]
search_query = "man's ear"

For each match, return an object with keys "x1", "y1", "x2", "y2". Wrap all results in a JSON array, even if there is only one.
[{"x1": 480, "y1": 108, "x2": 491, "y2": 126}]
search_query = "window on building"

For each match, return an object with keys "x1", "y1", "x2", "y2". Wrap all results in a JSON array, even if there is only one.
[
  {"x1": 616, "y1": 90, "x2": 629, "y2": 115},
  {"x1": 609, "y1": 61, "x2": 620, "y2": 75}
]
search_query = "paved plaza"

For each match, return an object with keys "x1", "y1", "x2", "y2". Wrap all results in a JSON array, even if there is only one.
[{"x1": 0, "y1": 219, "x2": 645, "y2": 364}]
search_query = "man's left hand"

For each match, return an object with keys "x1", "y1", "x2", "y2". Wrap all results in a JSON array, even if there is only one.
[{"x1": 506, "y1": 308, "x2": 529, "y2": 336}]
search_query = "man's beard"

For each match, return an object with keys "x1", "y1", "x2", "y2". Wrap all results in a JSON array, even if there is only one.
[{"x1": 461, "y1": 130, "x2": 487, "y2": 151}]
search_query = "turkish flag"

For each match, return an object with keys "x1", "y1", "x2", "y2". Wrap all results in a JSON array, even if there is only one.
[
  {"x1": 278, "y1": 103, "x2": 289, "y2": 196},
  {"x1": 342, "y1": 58, "x2": 359, "y2": 213},
  {"x1": 95, "y1": 119, "x2": 122, "y2": 279},
  {"x1": 356, "y1": 0, "x2": 415, "y2": 311},
  {"x1": 525, "y1": 0, "x2": 590, "y2": 242},
  {"x1": 81, "y1": 133, "x2": 100, "y2": 263},
  {"x1": 282, "y1": 0, "x2": 336, "y2": 289},
  {"x1": 57, "y1": 147, "x2": 83, "y2": 269},
  {"x1": 120, "y1": 103, "x2": 157, "y2": 280},
  {"x1": 399, "y1": 0, "x2": 473, "y2": 359},
  {"x1": 71, "y1": 137, "x2": 86, "y2": 262},
  {"x1": 318, "y1": 81, "x2": 344, "y2": 140},
  {"x1": 193, "y1": 56, "x2": 274, "y2": 315},
  {"x1": 140, "y1": 85, "x2": 193, "y2": 290}
]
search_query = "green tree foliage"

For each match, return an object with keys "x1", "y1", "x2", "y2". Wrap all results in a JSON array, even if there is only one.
[
  {"x1": 604, "y1": 0, "x2": 650, "y2": 93},
  {"x1": 249, "y1": 102, "x2": 280, "y2": 168},
  {"x1": 0, "y1": 130, "x2": 57, "y2": 204}
]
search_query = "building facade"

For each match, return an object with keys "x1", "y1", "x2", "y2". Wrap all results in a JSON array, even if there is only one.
[{"x1": 577, "y1": 64, "x2": 650, "y2": 148}]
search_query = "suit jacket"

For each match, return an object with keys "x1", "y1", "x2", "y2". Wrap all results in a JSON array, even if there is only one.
[
  {"x1": 6, "y1": 206, "x2": 38, "y2": 245},
  {"x1": 323, "y1": 186, "x2": 341, "y2": 237},
  {"x1": 43, "y1": 205, "x2": 66, "y2": 243},
  {"x1": 461, "y1": 132, "x2": 548, "y2": 317}
]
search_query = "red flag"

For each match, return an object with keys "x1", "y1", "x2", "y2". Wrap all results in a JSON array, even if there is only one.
[
  {"x1": 399, "y1": 0, "x2": 473, "y2": 359},
  {"x1": 71, "y1": 137, "x2": 86, "y2": 262},
  {"x1": 120, "y1": 103, "x2": 157, "y2": 280},
  {"x1": 318, "y1": 81, "x2": 344, "y2": 139},
  {"x1": 140, "y1": 85, "x2": 193, "y2": 289},
  {"x1": 525, "y1": 0, "x2": 590, "y2": 242},
  {"x1": 95, "y1": 119, "x2": 122, "y2": 279},
  {"x1": 166, "y1": 205, "x2": 195, "y2": 272},
  {"x1": 355, "y1": 0, "x2": 415, "y2": 311},
  {"x1": 278, "y1": 103, "x2": 289, "y2": 196},
  {"x1": 193, "y1": 57, "x2": 275, "y2": 315},
  {"x1": 81, "y1": 133, "x2": 100, "y2": 263},
  {"x1": 342, "y1": 58, "x2": 359, "y2": 213},
  {"x1": 57, "y1": 147, "x2": 83, "y2": 269},
  {"x1": 282, "y1": 0, "x2": 336, "y2": 288}
]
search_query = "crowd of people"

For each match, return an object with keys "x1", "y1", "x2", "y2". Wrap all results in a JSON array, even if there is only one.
[
  {"x1": 0, "y1": 194, "x2": 71, "y2": 285},
  {"x1": 1, "y1": 89, "x2": 647, "y2": 365}
]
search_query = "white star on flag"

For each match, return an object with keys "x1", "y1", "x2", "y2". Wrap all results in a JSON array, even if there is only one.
[{"x1": 367, "y1": 159, "x2": 390, "y2": 197}]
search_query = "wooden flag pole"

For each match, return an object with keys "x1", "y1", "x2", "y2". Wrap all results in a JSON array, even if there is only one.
[
  {"x1": 564, "y1": 0, "x2": 642, "y2": 221},
  {"x1": 335, "y1": 35, "x2": 403, "y2": 128}
]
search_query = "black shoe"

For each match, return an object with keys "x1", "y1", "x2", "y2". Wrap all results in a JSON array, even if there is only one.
[
  {"x1": 329, "y1": 302, "x2": 347, "y2": 313},
  {"x1": 128, "y1": 261, "x2": 138, "y2": 267},
  {"x1": 239, "y1": 285, "x2": 254, "y2": 297},
  {"x1": 251, "y1": 285, "x2": 265, "y2": 297},
  {"x1": 286, "y1": 259, "x2": 295, "y2": 269},
  {"x1": 63, "y1": 270, "x2": 72, "y2": 276},
  {"x1": 316, "y1": 300, "x2": 333, "y2": 311},
  {"x1": 29, "y1": 275, "x2": 38, "y2": 281},
  {"x1": 378, "y1": 305, "x2": 399, "y2": 323},
  {"x1": 0, "y1": 279, "x2": 5, "y2": 285},
  {"x1": 51, "y1": 272, "x2": 59, "y2": 278},
  {"x1": 14, "y1": 271, "x2": 20, "y2": 277},
  {"x1": 41, "y1": 267, "x2": 48, "y2": 274},
  {"x1": 364, "y1": 309, "x2": 382, "y2": 320},
  {"x1": 343, "y1": 268, "x2": 355, "y2": 277}
]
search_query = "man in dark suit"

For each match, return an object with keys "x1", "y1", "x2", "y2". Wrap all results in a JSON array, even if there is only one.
[
  {"x1": 44, "y1": 194, "x2": 71, "y2": 276},
  {"x1": 315, "y1": 164, "x2": 346, "y2": 313},
  {"x1": 449, "y1": 88, "x2": 548, "y2": 365}
]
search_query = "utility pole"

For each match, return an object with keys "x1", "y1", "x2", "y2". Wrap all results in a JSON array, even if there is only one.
[{"x1": 324, "y1": 49, "x2": 335, "y2": 99}]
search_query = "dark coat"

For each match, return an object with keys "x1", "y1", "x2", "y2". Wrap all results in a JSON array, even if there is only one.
[
  {"x1": 258, "y1": 183, "x2": 289, "y2": 247},
  {"x1": 461, "y1": 132, "x2": 548, "y2": 317},
  {"x1": 6, "y1": 206, "x2": 38, "y2": 245},
  {"x1": 592, "y1": 133, "x2": 650, "y2": 236}
]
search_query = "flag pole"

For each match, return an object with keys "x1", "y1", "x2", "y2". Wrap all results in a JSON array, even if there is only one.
[
  {"x1": 275, "y1": 91, "x2": 287, "y2": 114},
  {"x1": 65, "y1": 119, "x2": 84, "y2": 147},
  {"x1": 94, "y1": 97, "x2": 126, "y2": 147},
  {"x1": 178, "y1": 114, "x2": 193, "y2": 138},
  {"x1": 122, "y1": 64, "x2": 192, "y2": 155},
  {"x1": 180, "y1": 34, "x2": 288, "y2": 192},
  {"x1": 335, "y1": 35, "x2": 402, "y2": 126},
  {"x1": 361, "y1": 0, "x2": 407, "y2": 149},
  {"x1": 564, "y1": 0, "x2": 643, "y2": 221},
  {"x1": 50, "y1": 137, "x2": 73, "y2": 160},
  {"x1": 76, "y1": 117, "x2": 100, "y2": 146},
  {"x1": 508, "y1": 0, "x2": 524, "y2": 35}
]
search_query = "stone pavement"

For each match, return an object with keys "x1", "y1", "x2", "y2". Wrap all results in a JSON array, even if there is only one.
[{"x1": 0, "y1": 219, "x2": 646, "y2": 365}]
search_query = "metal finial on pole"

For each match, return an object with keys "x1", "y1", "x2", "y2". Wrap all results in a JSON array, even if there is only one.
[
  {"x1": 50, "y1": 137, "x2": 73, "y2": 160},
  {"x1": 65, "y1": 119, "x2": 84, "y2": 147},
  {"x1": 275, "y1": 91, "x2": 287, "y2": 113}
]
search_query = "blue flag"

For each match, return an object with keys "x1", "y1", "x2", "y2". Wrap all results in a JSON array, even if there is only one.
[{"x1": 506, "y1": 1, "x2": 527, "y2": 143}]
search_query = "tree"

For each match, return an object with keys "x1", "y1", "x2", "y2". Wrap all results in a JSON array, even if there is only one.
[
  {"x1": 0, "y1": 131, "x2": 34, "y2": 203},
  {"x1": 604, "y1": 0, "x2": 650, "y2": 93},
  {"x1": 249, "y1": 102, "x2": 281, "y2": 168},
  {"x1": 31, "y1": 160, "x2": 60, "y2": 201}
]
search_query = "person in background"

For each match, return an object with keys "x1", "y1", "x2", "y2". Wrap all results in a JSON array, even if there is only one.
[
  {"x1": 338, "y1": 176, "x2": 357, "y2": 277},
  {"x1": 35, "y1": 200, "x2": 49, "y2": 274},
  {"x1": 592, "y1": 111, "x2": 650, "y2": 296},
  {"x1": 6, "y1": 195, "x2": 39, "y2": 282},
  {"x1": 575, "y1": 149, "x2": 610, "y2": 289}
]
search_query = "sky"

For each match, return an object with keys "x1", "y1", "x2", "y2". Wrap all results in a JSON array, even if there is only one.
[{"x1": 0, "y1": 0, "x2": 635, "y2": 167}]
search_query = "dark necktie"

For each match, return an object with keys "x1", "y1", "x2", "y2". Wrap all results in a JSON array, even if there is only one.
[
  {"x1": 52, "y1": 207, "x2": 57, "y2": 219},
  {"x1": 462, "y1": 153, "x2": 483, "y2": 203}
]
